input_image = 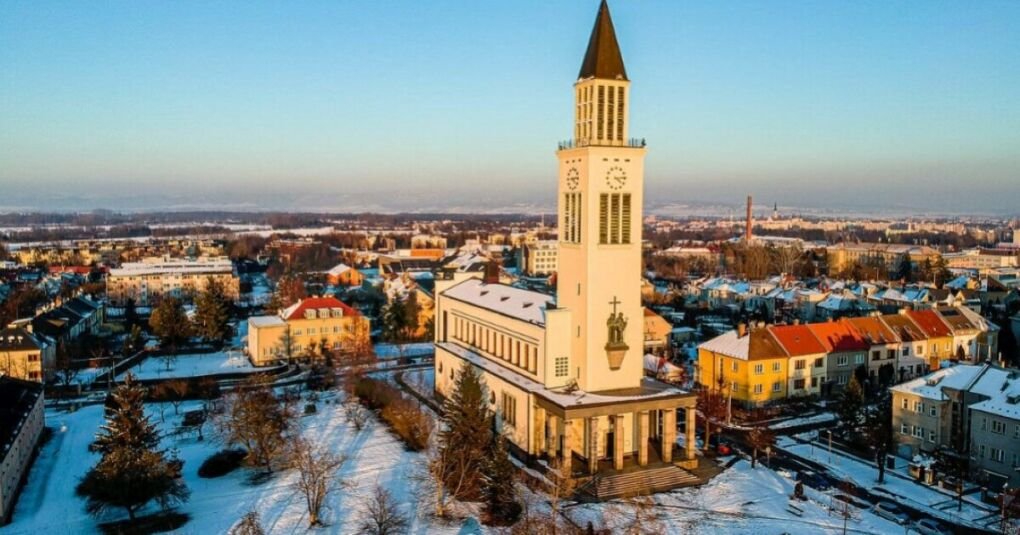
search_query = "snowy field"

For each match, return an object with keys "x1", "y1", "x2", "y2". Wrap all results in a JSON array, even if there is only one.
[
  {"x1": 117, "y1": 351, "x2": 260, "y2": 381},
  {"x1": 777, "y1": 436, "x2": 998, "y2": 529},
  {"x1": 769, "y1": 412, "x2": 836, "y2": 430},
  {"x1": 9, "y1": 396, "x2": 477, "y2": 534},
  {"x1": 570, "y1": 459, "x2": 910, "y2": 534}
]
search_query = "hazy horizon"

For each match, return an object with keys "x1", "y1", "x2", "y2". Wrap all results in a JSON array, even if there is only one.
[{"x1": 2, "y1": 1, "x2": 1018, "y2": 216}]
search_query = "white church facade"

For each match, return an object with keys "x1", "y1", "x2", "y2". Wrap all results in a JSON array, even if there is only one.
[{"x1": 433, "y1": 1, "x2": 699, "y2": 497}]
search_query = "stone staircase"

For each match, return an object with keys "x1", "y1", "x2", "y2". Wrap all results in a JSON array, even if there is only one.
[{"x1": 581, "y1": 465, "x2": 699, "y2": 500}]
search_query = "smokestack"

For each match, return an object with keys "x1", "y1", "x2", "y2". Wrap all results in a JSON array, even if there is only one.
[{"x1": 745, "y1": 195, "x2": 753, "y2": 242}]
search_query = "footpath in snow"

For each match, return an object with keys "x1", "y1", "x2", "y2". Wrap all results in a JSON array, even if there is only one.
[{"x1": 116, "y1": 351, "x2": 261, "y2": 381}]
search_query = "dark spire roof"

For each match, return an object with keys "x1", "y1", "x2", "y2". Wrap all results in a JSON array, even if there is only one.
[{"x1": 578, "y1": 0, "x2": 628, "y2": 81}]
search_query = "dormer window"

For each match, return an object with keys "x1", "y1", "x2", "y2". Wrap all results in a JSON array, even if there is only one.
[{"x1": 305, "y1": 310, "x2": 316, "y2": 319}]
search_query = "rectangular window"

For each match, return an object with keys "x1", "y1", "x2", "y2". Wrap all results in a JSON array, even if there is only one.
[
  {"x1": 928, "y1": 431, "x2": 936, "y2": 443},
  {"x1": 772, "y1": 362, "x2": 781, "y2": 373},
  {"x1": 814, "y1": 358, "x2": 824, "y2": 368},
  {"x1": 795, "y1": 360, "x2": 806, "y2": 370},
  {"x1": 599, "y1": 194, "x2": 609, "y2": 244},
  {"x1": 772, "y1": 381, "x2": 782, "y2": 393},
  {"x1": 616, "y1": 86, "x2": 624, "y2": 141},
  {"x1": 621, "y1": 193, "x2": 631, "y2": 244},
  {"x1": 596, "y1": 85, "x2": 605, "y2": 140},
  {"x1": 837, "y1": 355, "x2": 848, "y2": 367},
  {"x1": 838, "y1": 375, "x2": 848, "y2": 385},
  {"x1": 914, "y1": 401, "x2": 922, "y2": 413},
  {"x1": 900, "y1": 423, "x2": 909, "y2": 435},
  {"x1": 606, "y1": 84, "x2": 615, "y2": 141},
  {"x1": 872, "y1": 350, "x2": 881, "y2": 361},
  {"x1": 731, "y1": 361, "x2": 738, "y2": 372},
  {"x1": 501, "y1": 392, "x2": 517, "y2": 427},
  {"x1": 991, "y1": 420, "x2": 1006, "y2": 434},
  {"x1": 610, "y1": 193, "x2": 620, "y2": 244},
  {"x1": 854, "y1": 354, "x2": 865, "y2": 365},
  {"x1": 753, "y1": 364, "x2": 764, "y2": 375},
  {"x1": 992, "y1": 448, "x2": 1005, "y2": 463},
  {"x1": 555, "y1": 356, "x2": 568, "y2": 377},
  {"x1": 901, "y1": 398, "x2": 908, "y2": 409},
  {"x1": 913, "y1": 426, "x2": 924, "y2": 438},
  {"x1": 794, "y1": 379, "x2": 805, "y2": 390},
  {"x1": 811, "y1": 377, "x2": 818, "y2": 388},
  {"x1": 902, "y1": 346, "x2": 910, "y2": 356},
  {"x1": 929, "y1": 406, "x2": 937, "y2": 417},
  {"x1": 753, "y1": 384, "x2": 763, "y2": 394}
]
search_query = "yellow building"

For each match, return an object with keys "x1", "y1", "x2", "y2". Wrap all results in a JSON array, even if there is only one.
[
  {"x1": 107, "y1": 256, "x2": 240, "y2": 306},
  {"x1": 433, "y1": 2, "x2": 699, "y2": 500},
  {"x1": 247, "y1": 296, "x2": 370, "y2": 366},
  {"x1": 642, "y1": 308, "x2": 672, "y2": 353},
  {"x1": 697, "y1": 327, "x2": 790, "y2": 407},
  {"x1": 0, "y1": 326, "x2": 54, "y2": 382}
]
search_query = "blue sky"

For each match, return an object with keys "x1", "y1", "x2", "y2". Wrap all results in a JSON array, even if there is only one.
[{"x1": 1, "y1": 1, "x2": 1018, "y2": 213}]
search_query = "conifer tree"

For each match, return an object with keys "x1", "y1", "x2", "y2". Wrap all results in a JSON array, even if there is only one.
[
  {"x1": 77, "y1": 374, "x2": 189, "y2": 522},
  {"x1": 837, "y1": 374, "x2": 864, "y2": 440},
  {"x1": 437, "y1": 365, "x2": 492, "y2": 500},
  {"x1": 194, "y1": 278, "x2": 232, "y2": 345},
  {"x1": 150, "y1": 296, "x2": 191, "y2": 368},
  {"x1": 481, "y1": 432, "x2": 522, "y2": 525}
]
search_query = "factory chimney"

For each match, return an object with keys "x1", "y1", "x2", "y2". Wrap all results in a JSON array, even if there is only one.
[{"x1": 745, "y1": 195, "x2": 753, "y2": 242}]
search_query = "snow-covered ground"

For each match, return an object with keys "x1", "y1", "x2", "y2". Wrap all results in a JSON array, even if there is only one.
[
  {"x1": 9, "y1": 396, "x2": 479, "y2": 534},
  {"x1": 375, "y1": 342, "x2": 434, "y2": 359},
  {"x1": 117, "y1": 351, "x2": 260, "y2": 381},
  {"x1": 770, "y1": 412, "x2": 836, "y2": 430},
  {"x1": 568, "y1": 459, "x2": 910, "y2": 534},
  {"x1": 777, "y1": 436, "x2": 999, "y2": 529}
]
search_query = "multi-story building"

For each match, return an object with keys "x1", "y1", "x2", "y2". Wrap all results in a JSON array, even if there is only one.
[
  {"x1": 935, "y1": 306, "x2": 982, "y2": 361},
  {"x1": 0, "y1": 326, "x2": 54, "y2": 382},
  {"x1": 106, "y1": 256, "x2": 240, "y2": 306},
  {"x1": 906, "y1": 309, "x2": 955, "y2": 369},
  {"x1": 878, "y1": 312, "x2": 929, "y2": 379},
  {"x1": 697, "y1": 326, "x2": 790, "y2": 407},
  {"x1": 807, "y1": 320, "x2": 869, "y2": 392},
  {"x1": 846, "y1": 316, "x2": 900, "y2": 387},
  {"x1": 326, "y1": 263, "x2": 364, "y2": 287},
  {"x1": 768, "y1": 324, "x2": 828, "y2": 397},
  {"x1": 524, "y1": 240, "x2": 558, "y2": 276},
  {"x1": 433, "y1": 2, "x2": 700, "y2": 496},
  {"x1": 827, "y1": 242, "x2": 940, "y2": 275},
  {"x1": 0, "y1": 377, "x2": 44, "y2": 523},
  {"x1": 246, "y1": 296, "x2": 370, "y2": 366}
]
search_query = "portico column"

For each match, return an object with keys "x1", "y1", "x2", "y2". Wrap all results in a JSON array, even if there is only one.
[
  {"x1": 613, "y1": 414, "x2": 625, "y2": 470},
  {"x1": 533, "y1": 406, "x2": 546, "y2": 457},
  {"x1": 587, "y1": 416, "x2": 600, "y2": 474},
  {"x1": 662, "y1": 408, "x2": 676, "y2": 463},
  {"x1": 637, "y1": 410, "x2": 649, "y2": 466},
  {"x1": 546, "y1": 413, "x2": 559, "y2": 458},
  {"x1": 559, "y1": 417, "x2": 572, "y2": 475},
  {"x1": 685, "y1": 406, "x2": 696, "y2": 461}
]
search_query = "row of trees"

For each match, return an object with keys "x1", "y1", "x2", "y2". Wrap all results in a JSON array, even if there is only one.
[{"x1": 149, "y1": 279, "x2": 233, "y2": 366}]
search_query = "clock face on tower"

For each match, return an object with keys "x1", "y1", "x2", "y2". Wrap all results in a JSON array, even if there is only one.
[
  {"x1": 605, "y1": 166, "x2": 627, "y2": 190},
  {"x1": 566, "y1": 168, "x2": 580, "y2": 190}
]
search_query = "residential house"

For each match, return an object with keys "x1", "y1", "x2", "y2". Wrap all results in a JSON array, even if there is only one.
[
  {"x1": 246, "y1": 297, "x2": 370, "y2": 366},
  {"x1": 879, "y1": 313, "x2": 929, "y2": 380},
  {"x1": 807, "y1": 320, "x2": 869, "y2": 392},
  {"x1": 0, "y1": 327, "x2": 54, "y2": 382},
  {"x1": 846, "y1": 316, "x2": 900, "y2": 387},
  {"x1": 906, "y1": 309, "x2": 955, "y2": 369},
  {"x1": 698, "y1": 326, "x2": 790, "y2": 407},
  {"x1": 326, "y1": 263, "x2": 364, "y2": 287},
  {"x1": 642, "y1": 308, "x2": 672, "y2": 354},
  {"x1": 768, "y1": 324, "x2": 828, "y2": 397}
]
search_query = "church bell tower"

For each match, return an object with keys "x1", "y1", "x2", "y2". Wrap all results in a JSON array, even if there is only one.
[{"x1": 556, "y1": 0, "x2": 646, "y2": 392}]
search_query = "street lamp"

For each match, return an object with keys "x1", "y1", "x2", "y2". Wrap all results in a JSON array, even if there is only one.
[{"x1": 827, "y1": 430, "x2": 833, "y2": 464}]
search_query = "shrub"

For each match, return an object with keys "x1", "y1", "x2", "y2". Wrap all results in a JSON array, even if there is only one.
[
  {"x1": 353, "y1": 378, "x2": 432, "y2": 451},
  {"x1": 198, "y1": 448, "x2": 247, "y2": 478}
]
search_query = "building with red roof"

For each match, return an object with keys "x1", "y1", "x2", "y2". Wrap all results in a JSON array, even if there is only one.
[
  {"x1": 768, "y1": 324, "x2": 829, "y2": 397},
  {"x1": 906, "y1": 309, "x2": 955, "y2": 369},
  {"x1": 806, "y1": 320, "x2": 869, "y2": 392},
  {"x1": 247, "y1": 296, "x2": 369, "y2": 366},
  {"x1": 846, "y1": 316, "x2": 901, "y2": 386}
]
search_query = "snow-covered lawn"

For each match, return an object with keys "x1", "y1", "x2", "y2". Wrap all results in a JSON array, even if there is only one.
[
  {"x1": 8, "y1": 396, "x2": 479, "y2": 534},
  {"x1": 117, "y1": 351, "x2": 261, "y2": 381},
  {"x1": 569, "y1": 459, "x2": 909, "y2": 534},
  {"x1": 777, "y1": 436, "x2": 998, "y2": 529},
  {"x1": 375, "y1": 343, "x2": 434, "y2": 359}
]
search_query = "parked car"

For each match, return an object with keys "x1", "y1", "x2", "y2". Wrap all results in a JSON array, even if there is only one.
[
  {"x1": 707, "y1": 435, "x2": 732, "y2": 456},
  {"x1": 873, "y1": 501, "x2": 910, "y2": 524},
  {"x1": 914, "y1": 518, "x2": 952, "y2": 535},
  {"x1": 796, "y1": 470, "x2": 830, "y2": 491}
]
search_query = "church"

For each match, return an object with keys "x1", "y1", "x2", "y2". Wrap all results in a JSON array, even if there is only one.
[{"x1": 433, "y1": 1, "x2": 699, "y2": 498}]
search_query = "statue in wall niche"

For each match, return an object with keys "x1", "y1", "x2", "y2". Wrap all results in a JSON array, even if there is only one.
[{"x1": 605, "y1": 296, "x2": 629, "y2": 370}]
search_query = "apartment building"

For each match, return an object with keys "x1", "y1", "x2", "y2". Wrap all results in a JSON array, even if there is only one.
[
  {"x1": 807, "y1": 320, "x2": 869, "y2": 392},
  {"x1": 698, "y1": 326, "x2": 790, "y2": 407},
  {"x1": 107, "y1": 256, "x2": 240, "y2": 306},
  {"x1": 0, "y1": 377, "x2": 44, "y2": 523},
  {"x1": 846, "y1": 316, "x2": 900, "y2": 386},
  {"x1": 768, "y1": 324, "x2": 828, "y2": 397},
  {"x1": 0, "y1": 327, "x2": 54, "y2": 382},
  {"x1": 524, "y1": 240, "x2": 558, "y2": 276}
]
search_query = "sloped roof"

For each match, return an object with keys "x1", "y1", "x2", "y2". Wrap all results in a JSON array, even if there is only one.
[
  {"x1": 748, "y1": 328, "x2": 789, "y2": 360},
  {"x1": 880, "y1": 314, "x2": 926, "y2": 342},
  {"x1": 907, "y1": 309, "x2": 952, "y2": 338},
  {"x1": 935, "y1": 307, "x2": 979, "y2": 333},
  {"x1": 281, "y1": 297, "x2": 359, "y2": 321},
  {"x1": 698, "y1": 330, "x2": 748, "y2": 360},
  {"x1": 806, "y1": 320, "x2": 868, "y2": 352},
  {"x1": 846, "y1": 316, "x2": 899, "y2": 345},
  {"x1": 768, "y1": 324, "x2": 828, "y2": 356},
  {"x1": 441, "y1": 277, "x2": 552, "y2": 326},
  {"x1": 578, "y1": 0, "x2": 628, "y2": 81}
]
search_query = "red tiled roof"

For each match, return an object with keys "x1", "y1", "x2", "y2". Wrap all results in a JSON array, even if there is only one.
[
  {"x1": 879, "y1": 314, "x2": 925, "y2": 342},
  {"x1": 768, "y1": 324, "x2": 827, "y2": 356},
  {"x1": 845, "y1": 316, "x2": 899, "y2": 345},
  {"x1": 906, "y1": 309, "x2": 952, "y2": 338},
  {"x1": 748, "y1": 328, "x2": 789, "y2": 360},
  {"x1": 806, "y1": 320, "x2": 869, "y2": 352},
  {"x1": 282, "y1": 297, "x2": 359, "y2": 320}
]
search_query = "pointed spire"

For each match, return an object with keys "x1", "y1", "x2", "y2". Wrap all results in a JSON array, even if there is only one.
[{"x1": 579, "y1": 0, "x2": 628, "y2": 81}]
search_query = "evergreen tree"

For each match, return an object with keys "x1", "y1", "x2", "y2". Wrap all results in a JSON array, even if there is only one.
[
  {"x1": 381, "y1": 299, "x2": 409, "y2": 343},
  {"x1": 481, "y1": 433, "x2": 522, "y2": 525},
  {"x1": 837, "y1": 374, "x2": 864, "y2": 440},
  {"x1": 437, "y1": 365, "x2": 492, "y2": 500},
  {"x1": 124, "y1": 297, "x2": 139, "y2": 329},
  {"x1": 149, "y1": 296, "x2": 191, "y2": 357},
  {"x1": 77, "y1": 375, "x2": 189, "y2": 521},
  {"x1": 194, "y1": 279, "x2": 232, "y2": 345}
]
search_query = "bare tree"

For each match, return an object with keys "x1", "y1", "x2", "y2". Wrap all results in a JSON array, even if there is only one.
[
  {"x1": 229, "y1": 510, "x2": 265, "y2": 535},
  {"x1": 747, "y1": 424, "x2": 776, "y2": 468},
  {"x1": 343, "y1": 397, "x2": 370, "y2": 431},
  {"x1": 358, "y1": 484, "x2": 408, "y2": 535},
  {"x1": 290, "y1": 438, "x2": 346, "y2": 527},
  {"x1": 163, "y1": 378, "x2": 190, "y2": 415},
  {"x1": 216, "y1": 374, "x2": 293, "y2": 472}
]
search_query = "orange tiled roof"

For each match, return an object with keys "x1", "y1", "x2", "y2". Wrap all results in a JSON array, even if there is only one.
[
  {"x1": 805, "y1": 320, "x2": 869, "y2": 352},
  {"x1": 906, "y1": 309, "x2": 952, "y2": 338},
  {"x1": 768, "y1": 324, "x2": 828, "y2": 356},
  {"x1": 748, "y1": 328, "x2": 789, "y2": 360},
  {"x1": 845, "y1": 316, "x2": 899, "y2": 345},
  {"x1": 879, "y1": 314, "x2": 925, "y2": 342}
]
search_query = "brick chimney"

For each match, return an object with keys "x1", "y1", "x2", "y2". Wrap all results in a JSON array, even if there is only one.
[
  {"x1": 483, "y1": 261, "x2": 500, "y2": 285},
  {"x1": 745, "y1": 195, "x2": 753, "y2": 242}
]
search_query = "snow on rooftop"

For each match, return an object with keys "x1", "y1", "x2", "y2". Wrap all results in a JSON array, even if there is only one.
[
  {"x1": 890, "y1": 363, "x2": 988, "y2": 401},
  {"x1": 441, "y1": 278, "x2": 552, "y2": 326},
  {"x1": 697, "y1": 330, "x2": 748, "y2": 360}
]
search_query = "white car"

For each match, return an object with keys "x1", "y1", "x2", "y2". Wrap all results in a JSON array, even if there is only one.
[
  {"x1": 914, "y1": 518, "x2": 952, "y2": 535},
  {"x1": 873, "y1": 501, "x2": 910, "y2": 524}
]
